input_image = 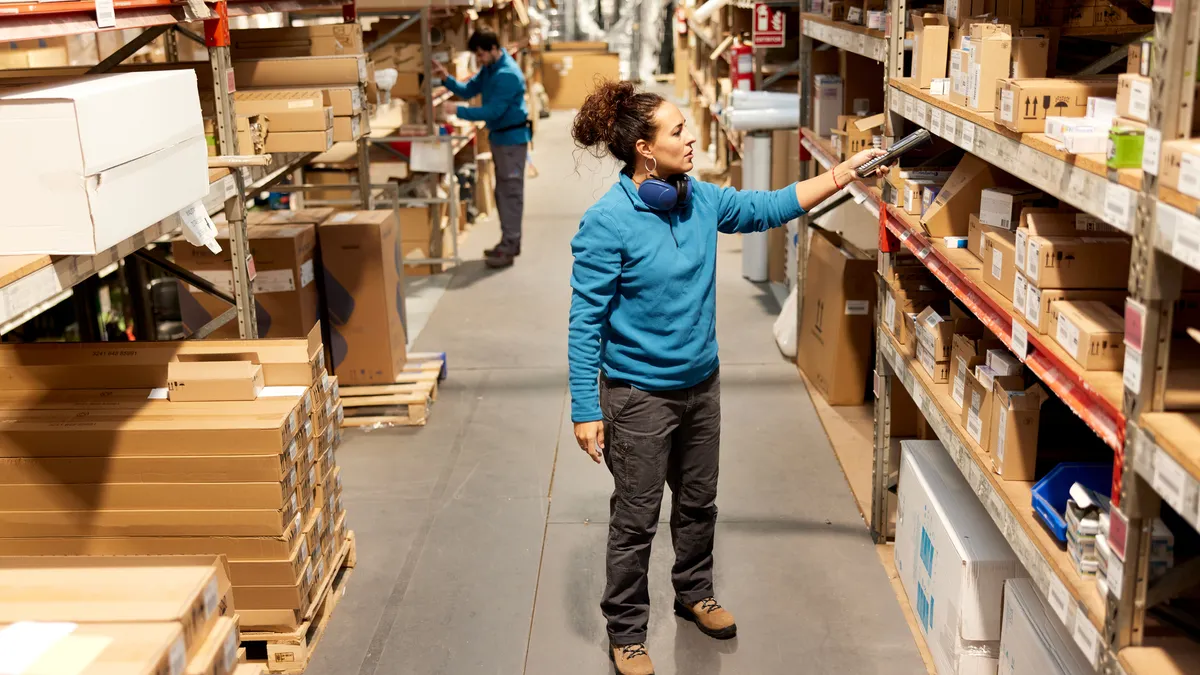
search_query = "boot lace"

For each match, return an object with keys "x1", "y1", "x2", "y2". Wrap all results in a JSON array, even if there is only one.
[
  {"x1": 699, "y1": 598, "x2": 722, "y2": 614},
  {"x1": 620, "y1": 644, "x2": 648, "y2": 659}
]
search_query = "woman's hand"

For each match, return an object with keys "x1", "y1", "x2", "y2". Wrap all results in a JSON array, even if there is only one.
[
  {"x1": 574, "y1": 421, "x2": 604, "y2": 463},
  {"x1": 834, "y1": 147, "x2": 890, "y2": 187}
]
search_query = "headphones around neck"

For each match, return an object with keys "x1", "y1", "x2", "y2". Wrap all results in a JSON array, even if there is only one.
[{"x1": 636, "y1": 157, "x2": 691, "y2": 211}]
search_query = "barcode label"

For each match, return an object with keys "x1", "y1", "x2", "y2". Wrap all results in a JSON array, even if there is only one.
[
  {"x1": 967, "y1": 391, "x2": 984, "y2": 442},
  {"x1": 96, "y1": 0, "x2": 116, "y2": 27},
  {"x1": 996, "y1": 405, "x2": 1009, "y2": 462},
  {"x1": 905, "y1": 95, "x2": 916, "y2": 120},
  {"x1": 1172, "y1": 218, "x2": 1200, "y2": 270},
  {"x1": 1000, "y1": 89, "x2": 1015, "y2": 122},
  {"x1": 1012, "y1": 273, "x2": 1028, "y2": 314},
  {"x1": 1011, "y1": 321, "x2": 1029, "y2": 361},
  {"x1": 1026, "y1": 240, "x2": 1042, "y2": 281},
  {"x1": 952, "y1": 357, "x2": 968, "y2": 406},
  {"x1": 1180, "y1": 153, "x2": 1200, "y2": 200},
  {"x1": 1129, "y1": 79, "x2": 1151, "y2": 121},
  {"x1": 1152, "y1": 448, "x2": 1188, "y2": 512},
  {"x1": 1104, "y1": 184, "x2": 1137, "y2": 234},
  {"x1": 1073, "y1": 618, "x2": 1102, "y2": 669},
  {"x1": 962, "y1": 122, "x2": 976, "y2": 152},
  {"x1": 1025, "y1": 286, "x2": 1042, "y2": 327},
  {"x1": 1014, "y1": 230, "x2": 1028, "y2": 271},
  {"x1": 1047, "y1": 576, "x2": 1073, "y2": 626},
  {"x1": 1057, "y1": 313, "x2": 1082, "y2": 360},
  {"x1": 991, "y1": 248, "x2": 1003, "y2": 279},
  {"x1": 931, "y1": 108, "x2": 944, "y2": 135}
]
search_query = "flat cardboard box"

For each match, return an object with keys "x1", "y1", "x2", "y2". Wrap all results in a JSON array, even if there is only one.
[
  {"x1": 912, "y1": 14, "x2": 951, "y2": 88},
  {"x1": 319, "y1": 211, "x2": 408, "y2": 385},
  {"x1": 264, "y1": 128, "x2": 334, "y2": 153},
  {"x1": 982, "y1": 230, "x2": 1019, "y2": 302},
  {"x1": 0, "y1": 453, "x2": 296, "y2": 485},
  {"x1": 922, "y1": 155, "x2": 1015, "y2": 237},
  {"x1": 0, "y1": 522, "x2": 303, "y2": 559},
  {"x1": 1116, "y1": 73, "x2": 1152, "y2": 122},
  {"x1": 1025, "y1": 287, "x2": 1124, "y2": 335},
  {"x1": 0, "y1": 622, "x2": 185, "y2": 675},
  {"x1": 979, "y1": 187, "x2": 1043, "y2": 230},
  {"x1": 1024, "y1": 235, "x2": 1132, "y2": 289},
  {"x1": 1052, "y1": 300, "x2": 1125, "y2": 370},
  {"x1": 0, "y1": 480, "x2": 296, "y2": 512},
  {"x1": 233, "y1": 88, "x2": 324, "y2": 115},
  {"x1": 257, "y1": 107, "x2": 334, "y2": 133},
  {"x1": 235, "y1": 561, "x2": 313, "y2": 611},
  {"x1": 996, "y1": 78, "x2": 1119, "y2": 133},
  {"x1": 228, "y1": 538, "x2": 308, "y2": 586},
  {"x1": 798, "y1": 231, "x2": 876, "y2": 405},
  {"x1": 333, "y1": 114, "x2": 363, "y2": 142},
  {"x1": 231, "y1": 24, "x2": 363, "y2": 58},
  {"x1": 167, "y1": 360, "x2": 264, "y2": 402},
  {"x1": 174, "y1": 224, "x2": 320, "y2": 340},
  {"x1": 186, "y1": 615, "x2": 239, "y2": 675},
  {"x1": 990, "y1": 381, "x2": 1047, "y2": 480},
  {"x1": 894, "y1": 441, "x2": 1024, "y2": 675},
  {"x1": 0, "y1": 557, "x2": 226, "y2": 657},
  {"x1": 1000, "y1": 579, "x2": 1105, "y2": 675},
  {"x1": 239, "y1": 86, "x2": 363, "y2": 116},
  {"x1": 949, "y1": 333, "x2": 1004, "y2": 411},
  {"x1": 968, "y1": 29, "x2": 1011, "y2": 112},
  {"x1": 233, "y1": 55, "x2": 367, "y2": 88},
  {"x1": 0, "y1": 500, "x2": 300, "y2": 538}
]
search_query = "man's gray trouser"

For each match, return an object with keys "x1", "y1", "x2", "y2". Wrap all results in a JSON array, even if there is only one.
[
  {"x1": 599, "y1": 369, "x2": 721, "y2": 646},
  {"x1": 491, "y1": 142, "x2": 527, "y2": 250}
]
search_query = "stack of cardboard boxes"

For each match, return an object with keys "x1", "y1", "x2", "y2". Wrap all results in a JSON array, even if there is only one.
[
  {"x1": 0, "y1": 328, "x2": 348, "y2": 633},
  {"x1": 0, "y1": 555, "x2": 264, "y2": 675}
]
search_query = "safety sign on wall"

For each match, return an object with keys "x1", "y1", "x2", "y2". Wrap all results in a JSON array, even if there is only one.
[{"x1": 752, "y1": 4, "x2": 786, "y2": 47}]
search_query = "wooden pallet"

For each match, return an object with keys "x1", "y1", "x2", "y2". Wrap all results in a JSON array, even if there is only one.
[
  {"x1": 240, "y1": 531, "x2": 357, "y2": 674},
  {"x1": 340, "y1": 354, "x2": 446, "y2": 428}
]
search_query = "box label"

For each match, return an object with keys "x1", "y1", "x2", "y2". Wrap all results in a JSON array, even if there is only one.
[
  {"x1": 1000, "y1": 89, "x2": 1015, "y2": 122},
  {"x1": 1180, "y1": 153, "x2": 1200, "y2": 200},
  {"x1": 996, "y1": 405, "x2": 1009, "y2": 462},
  {"x1": 1047, "y1": 575, "x2": 1073, "y2": 625},
  {"x1": 885, "y1": 294, "x2": 897, "y2": 333},
  {"x1": 1025, "y1": 286, "x2": 1042, "y2": 326},
  {"x1": 1072, "y1": 617, "x2": 1102, "y2": 668},
  {"x1": 1129, "y1": 79, "x2": 1151, "y2": 121},
  {"x1": 1143, "y1": 127, "x2": 1162, "y2": 175},
  {"x1": 1057, "y1": 313, "x2": 1082, "y2": 360},
  {"x1": 991, "y1": 247, "x2": 1003, "y2": 279},
  {"x1": 1104, "y1": 183, "x2": 1137, "y2": 234},
  {"x1": 952, "y1": 357, "x2": 968, "y2": 406},
  {"x1": 845, "y1": 300, "x2": 870, "y2": 315},
  {"x1": 969, "y1": 64, "x2": 983, "y2": 109},
  {"x1": 1012, "y1": 273, "x2": 1028, "y2": 314},
  {"x1": 1011, "y1": 321, "x2": 1029, "y2": 361},
  {"x1": 1123, "y1": 346, "x2": 1143, "y2": 392},
  {"x1": 967, "y1": 391, "x2": 984, "y2": 442},
  {"x1": 1026, "y1": 239, "x2": 1042, "y2": 281},
  {"x1": 1152, "y1": 447, "x2": 1188, "y2": 512},
  {"x1": 1014, "y1": 230, "x2": 1028, "y2": 271}
]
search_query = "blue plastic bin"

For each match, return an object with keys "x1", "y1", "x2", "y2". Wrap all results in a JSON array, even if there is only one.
[{"x1": 1031, "y1": 463, "x2": 1113, "y2": 544}]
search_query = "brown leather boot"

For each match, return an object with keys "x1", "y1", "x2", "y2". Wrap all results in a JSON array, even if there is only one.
[
  {"x1": 610, "y1": 643, "x2": 654, "y2": 675},
  {"x1": 675, "y1": 597, "x2": 737, "y2": 640}
]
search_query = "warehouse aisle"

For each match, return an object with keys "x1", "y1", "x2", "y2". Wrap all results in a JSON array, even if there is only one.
[{"x1": 305, "y1": 106, "x2": 924, "y2": 675}]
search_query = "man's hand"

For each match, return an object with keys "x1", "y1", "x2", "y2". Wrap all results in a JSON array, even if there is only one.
[
  {"x1": 442, "y1": 101, "x2": 461, "y2": 118},
  {"x1": 574, "y1": 421, "x2": 604, "y2": 463}
]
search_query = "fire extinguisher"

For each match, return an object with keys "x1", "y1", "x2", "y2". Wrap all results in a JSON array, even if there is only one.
[{"x1": 729, "y1": 35, "x2": 754, "y2": 92}]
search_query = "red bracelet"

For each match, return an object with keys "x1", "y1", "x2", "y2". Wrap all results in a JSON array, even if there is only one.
[{"x1": 832, "y1": 171, "x2": 843, "y2": 191}]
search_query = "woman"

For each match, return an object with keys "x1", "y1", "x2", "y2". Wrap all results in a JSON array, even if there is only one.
[{"x1": 568, "y1": 81, "x2": 886, "y2": 675}]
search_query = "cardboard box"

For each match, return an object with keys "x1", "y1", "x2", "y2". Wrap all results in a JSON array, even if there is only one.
[
  {"x1": 0, "y1": 452, "x2": 297, "y2": 486},
  {"x1": 798, "y1": 231, "x2": 876, "y2": 405},
  {"x1": 0, "y1": 622, "x2": 186, "y2": 675},
  {"x1": 0, "y1": 501, "x2": 301, "y2": 538},
  {"x1": 832, "y1": 114, "x2": 885, "y2": 161},
  {"x1": 996, "y1": 78, "x2": 1119, "y2": 133},
  {"x1": 234, "y1": 55, "x2": 367, "y2": 89},
  {"x1": 1052, "y1": 300, "x2": 1125, "y2": 370},
  {"x1": 894, "y1": 441, "x2": 1023, "y2": 675},
  {"x1": 0, "y1": 479, "x2": 297, "y2": 512},
  {"x1": 167, "y1": 360, "x2": 264, "y2": 402},
  {"x1": 949, "y1": 333, "x2": 1004, "y2": 411},
  {"x1": 813, "y1": 75, "x2": 844, "y2": 139},
  {"x1": 979, "y1": 188, "x2": 1043, "y2": 230},
  {"x1": 1024, "y1": 235, "x2": 1132, "y2": 289},
  {"x1": 1024, "y1": 288, "x2": 1125, "y2": 335},
  {"x1": 771, "y1": 129, "x2": 801, "y2": 189},
  {"x1": 968, "y1": 29, "x2": 1011, "y2": 111},
  {"x1": 235, "y1": 561, "x2": 313, "y2": 611},
  {"x1": 0, "y1": 557, "x2": 226, "y2": 657},
  {"x1": 916, "y1": 307, "x2": 956, "y2": 362},
  {"x1": 994, "y1": 0, "x2": 1036, "y2": 27},
  {"x1": 989, "y1": 381, "x2": 1047, "y2": 480},
  {"x1": 949, "y1": 49, "x2": 970, "y2": 106},
  {"x1": 912, "y1": 14, "x2": 951, "y2": 88},
  {"x1": 999, "y1": 579, "x2": 1100, "y2": 675},
  {"x1": 1158, "y1": 138, "x2": 1200, "y2": 196},
  {"x1": 968, "y1": 213, "x2": 1002, "y2": 260},
  {"x1": 333, "y1": 114, "x2": 364, "y2": 142},
  {"x1": 922, "y1": 155, "x2": 1014, "y2": 237},
  {"x1": 239, "y1": 87, "x2": 363, "y2": 116},
  {"x1": 0, "y1": 71, "x2": 208, "y2": 255},
  {"x1": 231, "y1": 24, "x2": 363, "y2": 58},
  {"x1": 1010, "y1": 37, "x2": 1050, "y2": 79},
  {"x1": 251, "y1": 105, "x2": 333, "y2": 133},
  {"x1": 319, "y1": 211, "x2": 408, "y2": 385},
  {"x1": 174, "y1": 224, "x2": 321, "y2": 339},
  {"x1": 946, "y1": 0, "x2": 988, "y2": 25},
  {"x1": 186, "y1": 615, "x2": 239, "y2": 675},
  {"x1": 264, "y1": 128, "x2": 334, "y2": 153},
  {"x1": 1116, "y1": 72, "x2": 1152, "y2": 122},
  {"x1": 1108, "y1": 124, "x2": 1145, "y2": 169},
  {"x1": 542, "y1": 49, "x2": 619, "y2": 110},
  {"x1": 962, "y1": 365, "x2": 1023, "y2": 448},
  {"x1": 982, "y1": 230, "x2": 1019, "y2": 302}
]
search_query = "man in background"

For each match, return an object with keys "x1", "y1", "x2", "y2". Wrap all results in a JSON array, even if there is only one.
[{"x1": 435, "y1": 28, "x2": 531, "y2": 269}]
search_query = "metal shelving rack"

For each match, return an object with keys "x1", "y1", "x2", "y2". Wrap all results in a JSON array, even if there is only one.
[{"x1": 796, "y1": 0, "x2": 1200, "y2": 672}]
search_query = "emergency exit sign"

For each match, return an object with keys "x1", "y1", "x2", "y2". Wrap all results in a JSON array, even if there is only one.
[{"x1": 753, "y1": 4, "x2": 785, "y2": 47}]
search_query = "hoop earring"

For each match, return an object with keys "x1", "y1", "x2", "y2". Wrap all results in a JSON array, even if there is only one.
[{"x1": 645, "y1": 157, "x2": 657, "y2": 175}]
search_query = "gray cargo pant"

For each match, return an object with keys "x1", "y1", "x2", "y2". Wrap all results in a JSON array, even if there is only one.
[
  {"x1": 599, "y1": 369, "x2": 721, "y2": 646},
  {"x1": 491, "y1": 142, "x2": 527, "y2": 251}
]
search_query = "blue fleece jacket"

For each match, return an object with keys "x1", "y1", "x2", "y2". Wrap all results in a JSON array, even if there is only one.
[
  {"x1": 568, "y1": 174, "x2": 806, "y2": 423},
  {"x1": 442, "y1": 51, "x2": 532, "y2": 146}
]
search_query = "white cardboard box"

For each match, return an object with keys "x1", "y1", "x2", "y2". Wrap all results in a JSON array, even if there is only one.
[
  {"x1": 813, "y1": 75, "x2": 843, "y2": 140},
  {"x1": 0, "y1": 71, "x2": 208, "y2": 255},
  {"x1": 895, "y1": 440, "x2": 1027, "y2": 675},
  {"x1": 1000, "y1": 578, "x2": 1097, "y2": 675}
]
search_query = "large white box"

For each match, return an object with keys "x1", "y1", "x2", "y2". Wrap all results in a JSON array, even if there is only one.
[
  {"x1": 0, "y1": 71, "x2": 208, "y2": 255},
  {"x1": 813, "y1": 74, "x2": 843, "y2": 139},
  {"x1": 895, "y1": 440, "x2": 1027, "y2": 675},
  {"x1": 999, "y1": 578, "x2": 1097, "y2": 675}
]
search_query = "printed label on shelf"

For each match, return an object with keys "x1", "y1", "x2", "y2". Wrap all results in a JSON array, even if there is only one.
[
  {"x1": 961, "y1": 122, "x2": 976, "y2": 152},
  {"x1": 1012, "y1": 274, "x2": 1028, "y2": 315},
  {"x1": 1056, "y1": 313, "x2": 1082, "y2": 361},
  {"x1": 1172, "y1": 215, "x2": 1200, "y2": 271},
  {"x1": 1152, "y1": 447, "x2": 1188, "y2": 512},
  {"x1": 904, "y1": 95, "x2": 916, "y2": 120},
  {"x1": 1072, "y1": 617, "x2": 1102, "y2": 668},
  {"x1": 1108, "y1": 555, "x2": 1125, "y2": 600},
  {"x1": 952, "y1": 357, "x2": 968, "y2": 407},
  {"x1": 931, "y1": 108, "x2": 944, "y2": 136},
  {"x1": 95, "y1": 0, "x2": 116, "y2": 28},
  {"x1": 912, "y1": 385, "x2": 926, "y2": 414},
  {"x1": 845, "y1": 300, "x2": 870, "y2": 315},
  {"x1": 921, "y1": 102, "x2": 932, "y2": 128},
  {"x1": 1011, "y1": 321, "x2": 1029, "y2": 362},
  {"x1": 1180, "y1": 153, "x2": 1200, "y2": 200},
  {"x1": 1129, "y1": 79, "x2": 1152, "y2": 121},
  {"x1": 1123, "y1": 347, "x2": 1142, "y2": 392},
  {"x1": 1103, "y1": 183, "x2": 1136, "y2": 234},
  {"x1": 917, "y1": 245, "x2": 931, "y2": 260},
  {"x1": 891, "y1": 91, "x2": 903, "y2": 113},
  {"x1": 1026, "y1": 239, "x2": 1042, "y2": 281},
  {"x1": 1000, "y1": 89, "x2": 1015, "y2": 123},
  {"x1": 222, "y1": 175, "x2": 238, "y2": 202},
  {"x1": 991, "y1": 248, "x2": 1003, "y2": 279},
  {"x1": 967, "y1": 391, "x2": 984, "y2": 442},
  {"x1": 884, "y1": 295, "x2": 897, "y2": 332},
  {"x1": 899, "y1": 230, "x2": 912, "y2": 242},
  {"x1": 1014, "y1": 230, "x2": 1028, "y2": 272},
  {"x1": 945, "y1": 114, "x2": 958, "y2": 141},
  {"x1": 1143, "y1": 127, "x2": 1163, "y2": 175},
  {"x1": 1046, "y1": 575, "x2": 1073, "y2": 626}
]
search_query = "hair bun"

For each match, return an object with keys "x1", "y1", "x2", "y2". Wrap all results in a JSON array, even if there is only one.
[{"x1": 572, "y1": 80, "x2": 636, "y2": 151}]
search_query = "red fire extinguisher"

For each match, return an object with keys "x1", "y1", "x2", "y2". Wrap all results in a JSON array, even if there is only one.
[{"x1": 729, "y1": 35, "x2": 754, "y2": 92}]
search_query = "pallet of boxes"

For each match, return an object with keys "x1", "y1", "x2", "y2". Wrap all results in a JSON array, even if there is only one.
[
  {"x1": 0, "y1": 554, "x2": 268, "y2": 675},
  {"x1": 0, "y1": 327, "x2": 351, "y2": 673}
]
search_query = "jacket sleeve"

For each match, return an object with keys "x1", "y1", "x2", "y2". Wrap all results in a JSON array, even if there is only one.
[
  {"x1": 442, "y1": 72, "x2": 483, "y2": 100},
  {"x1": 713, "y1": 183, "x2": 806, "y2": 234},
  {"x1": 456, "y1": 72, "x2": 523, "y2": 123},
  {"x1": 568, "y1": 211, "x2": 622, "y2": 423}
]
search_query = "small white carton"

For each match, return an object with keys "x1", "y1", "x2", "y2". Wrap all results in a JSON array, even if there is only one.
[{"x1": 999, "y1": 578, "x2": 1098, "y2": 675}]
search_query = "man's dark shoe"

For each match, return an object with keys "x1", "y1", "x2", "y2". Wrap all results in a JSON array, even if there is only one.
[
  {"x1": 484, "y1": 242, "x2": 520, "y2": 257},
  {"x1": 610, "y1": 643, "x2": 654, "y2": 675},
  {"x1": 675, "y1": 597, "x2": 737, "y2": 640},
  {"x1": 485, "y1": 251, "x2": 515, "y2": 269}
]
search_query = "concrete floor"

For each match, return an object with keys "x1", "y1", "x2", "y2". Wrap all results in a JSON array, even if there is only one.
[{"x1": 305, "y1": 105, "x2": 925, "y2": 675}]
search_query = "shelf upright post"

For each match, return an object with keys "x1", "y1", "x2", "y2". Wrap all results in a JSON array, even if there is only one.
[
  {"x1": 796, "y1": 9, "x2": 813, "y2": 313},
  {"x1": 207, "y1": 0, "x2": 258, "y2": 339},
  {"x1": 345, "y1": 0, "x2": 373, "y2": 209},
  {"x1": 1109, "y1": 0, "x2": 1200, "y2": 662}
]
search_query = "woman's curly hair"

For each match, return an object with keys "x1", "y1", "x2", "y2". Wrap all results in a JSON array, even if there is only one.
[{"x1": 571, "y1": 80, "x2": 665, "y2": 168}]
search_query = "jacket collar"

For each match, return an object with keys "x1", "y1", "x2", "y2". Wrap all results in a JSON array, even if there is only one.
[
  {"x1": 618, "y1": 172, "x2": 654, "y2": 213},
  {"x1": 485, "y1": 50, "x2": 512, "y2": 75}
]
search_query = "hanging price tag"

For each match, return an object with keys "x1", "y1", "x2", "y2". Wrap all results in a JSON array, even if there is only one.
[{"x1": 1011, "y1": 321, "x2": 1029, "y2": 361}]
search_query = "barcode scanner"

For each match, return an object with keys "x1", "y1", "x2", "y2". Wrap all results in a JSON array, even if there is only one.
[{"x1": 855, "y1": 129, "x2": 932, "y2": 178}]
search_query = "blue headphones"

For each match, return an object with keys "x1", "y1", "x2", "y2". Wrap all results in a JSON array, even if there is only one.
[{"x1": 637, "y1": 158, "x2": 691, "y2": 211}]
